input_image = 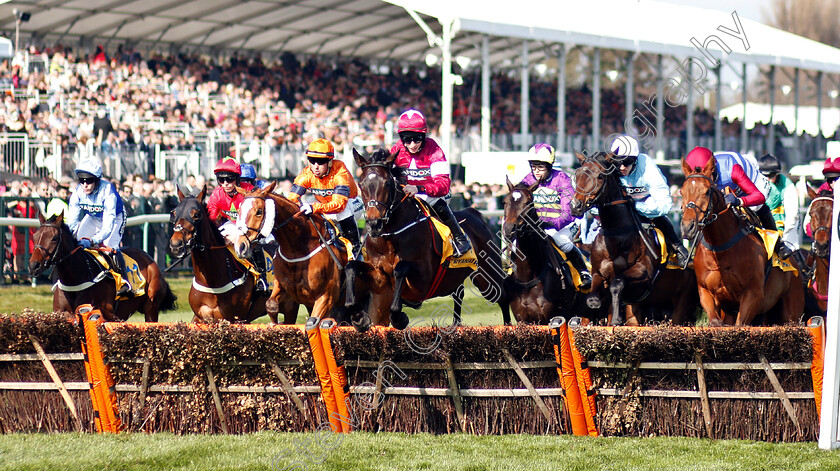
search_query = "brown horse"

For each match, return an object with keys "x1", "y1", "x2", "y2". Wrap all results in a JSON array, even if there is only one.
[
  {"x1": 349, "y1": 148, "x2": 510, "y2": 329},
  {"x1": 680, "y1": 158, "x2": 803, "y2": 325},
  {"x1": 168, "y1": 186, "x2": 299, "y2": 324},
  {"x1": 29, "y1": 213, "x2": 176, "y2": 322},
  {"x1": 502, "y1": 178, "x2": 591, "y2": 323},
  {"x1": 803, "y1": 186, "x2": 833, "y2": 314},
  {"x1": 570, "y1": 151, "x2": 698, "y2": 325},
  {"x1": 232, "y1": 182, "x2": 370, "y2": 329}
]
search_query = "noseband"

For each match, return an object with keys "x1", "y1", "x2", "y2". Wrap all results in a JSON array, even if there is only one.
[{"x1": 361, "y1": 163, "x2": 399, "y2": 227}]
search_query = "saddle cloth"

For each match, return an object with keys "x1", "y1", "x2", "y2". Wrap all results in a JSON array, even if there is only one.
[
  {"x1": 225, "y1": 246, "x2": 277, "y2": 285},
  {"x1": 425, "y1": 208, "x2": 478, "y2": 271},
  {"x1": 755, "y1": 229, "x2": 798, "y2": 274},
  {"x1": 86, "y1": 249, "x2": 147, "y2": 300},
  {"x1": 649, "y1": 227, "x2": 688, "y2": 270}
]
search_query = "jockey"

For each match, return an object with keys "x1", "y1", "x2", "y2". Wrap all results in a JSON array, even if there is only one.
[
  {"x1": 240, "y1": 163, "x2": 270, "y2": 190},
  {"x1": 288, "y1": 138, "x2": 364, "y2": 259},
  {"x1": 684, "y1": 146, "x2": 792, "y2": 259},
  {"x1": 520, "y1": 143, "x2": 591, "y2": 289},
  {"x1": 206, "y1": 157, "x2": 269, "y2": 293},
  {"x1": 390, "y1": 109, "x2": 472, "y2": 256},
  {"x1": 611, "y1": 136, "x2": 690, "y2": 266},
  {"x1": 805, "y1": 155, "x2": 840, "y2": 237},
  {"x1": 65, "y1": 158, "x2": 133, "y2": 297},
  {"x1": 759, "y1": 154, "x2": 800, "y2": 248}
]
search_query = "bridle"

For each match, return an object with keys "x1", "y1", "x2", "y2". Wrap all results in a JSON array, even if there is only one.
[
  {"x1": 237, "y1": 195, "x2": 297, "y2": 245},
  {"x1": 683, "y1": 174, "x2": 725, "y2": 231},
  {"x1": 170, "y1": 200, "x2": 207, "y2": 253},
  {"x1": 361, "y1": 162, "x2": 401, "y2": 229},
  {"x1": 32, "y1": 223, "x2": 81, "y2": 271},
  {"x1": 505, "y1": 189, "x2": 540, "y2": 242},
  {"x1": 809, "y1": 196, "x2": 833, "y2": 258}
]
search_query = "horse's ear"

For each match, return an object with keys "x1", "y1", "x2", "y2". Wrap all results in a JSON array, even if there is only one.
[
  {"x1": 197, "y1": 185, "x2": 207, "y2": 203},
  {"x1": 177, "y1": 186, "x2": 186, "y2": 201},
  {"x1": 506, "y1": 175, "x2": 514, "y2": 192},
  {"x1": 527, "y1": 180, "x2": 540, "y2": 192},
  {"x1": 38, "y1": 211, "x2": 46, "y2": 224},
  {"x1": 264, "y1": 180, "x2": 277, "y2": 194},
  {"x1": 807, "y1": 184, "x2": 818, "y2": 200},
  {"x1": 681, "y1": 158, "x2": 693, "y2": 176},
  {"x1": 574, "y1": 151, "x2": 586, "y2": 163},
  {"x1": 55, "y1": 211, "x2": 64, "y2": 225},
  {"x1": 701, "y1": 155, "x2": 716, "y2": 177},
  {"x1": 385, "y1": 150, "x2": 398, "y2": 166},
  {"x1": 235, "y1": 186, "x2": 248, "y2": 195},
  {"x1": 353, "y1": 148, "x2": 367, "y2": 168}
]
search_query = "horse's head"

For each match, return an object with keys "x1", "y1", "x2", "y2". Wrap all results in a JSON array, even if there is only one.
[
  {"x1": 29, "y1": 212, "x2": 69, "y2": 277},
  {"x1": 679, "y1": 156, "x2": 721, "y2": 240},
  {"x1": 502, "y1": 176, "x2": 540, "y2": 241},
  {"x1": 169, "y1": 185, "x2": 208, "y2": 258},
  {"x1": 807, "y1": 185, "x2": 833, "y2": 257},
  {"x1": 571, "y1": 151, "x2": 617, "y2": 217},
  {"x1": 233, "y1": 181, "x2": 279, "y2": 259},
  {"x1": 354, "y1": 147, "x2": 398, "y2": 237}
]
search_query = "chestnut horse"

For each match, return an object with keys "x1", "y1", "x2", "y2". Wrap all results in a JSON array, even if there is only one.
[
  {"x1": 232, "y1": 182, "x2": 370, "y2": 329},
  {"x1": 680, "y1": 158, "x2": 803, "y2": 325},
  {"x1": 802, "y1": 186, "x2": 833, "y2": 314},
  {"x1": 502, "y1": 178, "x2": 590, "y2": 323},
  {"x1": 29, "y1": 213, "x2": 176, "y2": 322},
  {"x1": 349, "y1": 148, "x2": 510, "y2": 329},
  {"x1": 570, "y1": 152, "x2": 698, "y2": 325},
  {"x1": 168, "y1": 186, "x2": 299, "y2": 323}
]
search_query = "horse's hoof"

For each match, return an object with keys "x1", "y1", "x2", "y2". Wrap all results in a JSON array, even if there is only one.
[
  {"x1": 266, "y1": 299, "x2": 279, "y2": 315},
  {"x1": 352, "y1": 312, "x2": 371, "y2": 333},
  {"x1": 586, "y1": 295, "x2": 601, "y2": 309},
  {"x1": 391, "y1": 311, "x2": 410, "y2": 330}
]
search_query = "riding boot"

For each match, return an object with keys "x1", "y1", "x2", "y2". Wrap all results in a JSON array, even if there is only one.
[
  {"x1": 775, "y1": 239, "x2": 793, "y2": 260},
  {"x1": 113, "y1": 250, "x2": 134, "y2": 297},
  {"x1": 432, "y1": 199, "x2": 472, "y2": 257},
  {"x1": 338, "y1": 217, "x2": 363, "y2": 260},
  {"x1": 652, "y1": 216, "x2": 689, "y2": 266},
  {"x1": 565, "y1": 246, "x2": 592, "y2": 291},
  {"x1": 251, "y1": 245, "x2": 271, "y2": 294}
]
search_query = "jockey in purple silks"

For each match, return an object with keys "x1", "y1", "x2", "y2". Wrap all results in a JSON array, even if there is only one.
[{"x1": 519, "y1": 143, "x2": 591, "y2": 289}]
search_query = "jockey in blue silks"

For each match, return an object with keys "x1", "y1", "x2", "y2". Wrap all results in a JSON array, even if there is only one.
[
  {"x1": 66, "y1": 158, "x2": 134, "y2": 296},
  {"x1": 240, "y1": 163, "x2": 270, "y2": 190},
  {"x1": 611, "y1": 135, "x2": 689, "y2": 266},
  {"x1": 520, "y1": 143, "x2": 592, "y2": 289}
]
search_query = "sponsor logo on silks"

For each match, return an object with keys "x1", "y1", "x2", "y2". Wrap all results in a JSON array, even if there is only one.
[
  {"x1": 223, "y1": 203, "x2": 238, "y2": 220},
  {"x1": 79, "y1": 203, "x2": 105, "y2": 214},
  {"x1": 351, "y1": 198, "x2": 364, "y2": 212},
  {"x1": 311, "y1": 188, "x2": 336, "y2": 197},
  {"x1": 404, "y1": 168, "x2": 432, "y2": 178},
  {"x1": 625, "y1": 186, "x2": 650, "y2": 199},
  {"x1": 533, "y1": 192, "x2": 561, "y2": 204}
]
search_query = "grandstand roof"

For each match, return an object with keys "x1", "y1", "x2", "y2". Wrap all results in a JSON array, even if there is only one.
[{"x1": 3, "y1": 0, "x2": 840, "y2": 74}]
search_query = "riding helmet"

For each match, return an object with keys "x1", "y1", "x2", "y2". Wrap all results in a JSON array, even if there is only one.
[
  {"x1": 528, "y1": 143, "x2": 555, "y2": 166},
  {"x1": 758, "y1": 154, "x2": 781, "y2": 177},
  {"x1": 305, "y1": 139, "x2": 336, "y2": 160}
]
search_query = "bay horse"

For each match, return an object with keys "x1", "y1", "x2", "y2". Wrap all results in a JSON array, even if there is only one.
[
  {"x1": 802, "y1": 186, "x2": 833, "y2": 315},
  {"x1": 231, "y1": 182, "x2": 370, "y2": 329},
  {"x1": 570, "y1": 151, "x2": 698, "y2": 325},
  {"x1": 29, "y1": 212, "x2": 176, "y2": 322},
  {"x1": 680, "y1": 157, "x2": 803, "y2": 326},
  {"x1": 168, "y1": 186, "x2": 299, "y2": 324},
  {"x1": 350, "y1": 148, "x2": 510, "y2": 329},
  {"x1": 502, "y1": 177, "x2": 590, "y2": 323}
]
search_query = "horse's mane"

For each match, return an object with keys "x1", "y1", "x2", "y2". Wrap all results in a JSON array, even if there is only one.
[
  {"x1": 369, "y1": 148, "x2": 393, "y2": 165},
  {"x1": 817, "y1": 189, "x2": 834, "y2": 198}
]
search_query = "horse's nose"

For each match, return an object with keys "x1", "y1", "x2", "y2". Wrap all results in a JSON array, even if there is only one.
[
  {"x1": 168, "y1": 240, "x2": 184, "y2": 257},
  {"x1": 368, "y1": 218, "x2": 382, "y2": 235},
  {"x1": 570, "y1": 199, "x2": 583, "y2": 217},
  {"x1": 28, "y1": 259, "x2": 41, "y2": 276}
]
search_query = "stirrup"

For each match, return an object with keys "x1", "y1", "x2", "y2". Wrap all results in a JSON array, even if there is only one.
[
  {"x1": 578, "y1": 271, "x2": 592, "y2": 290},
  {"x1": 452, "y1": 236, "x2": 472, "y2": 257},
  {"x1": 777, "y1": 244, "x2": 793, "y2": 260},
  {"x1": 255, "y1": 277, "x2": 270, "y2": 294},
  {"x1": 116, "y1": 282, "x2": 133, "y2": 297}
]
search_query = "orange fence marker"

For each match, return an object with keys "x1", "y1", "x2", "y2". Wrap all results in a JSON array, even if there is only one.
[
  {"x1": 568, "y1": 317, "x2": 598, "y2": 437},
  {"x1": 306, "y1": 316, "x2": 341, "y2": 433},
  {"x1": 77, "y1": 305, "x2": 123, "y2": 433},
  {"x1": 808, "y1": 316, "x2": 826, "y2": 417},
  {"x1": 549, "y1": 317, "x2": 588, "y2": 435},
  {"x1": 320, "y1": 319, "x2": 352, "y2": 433}
]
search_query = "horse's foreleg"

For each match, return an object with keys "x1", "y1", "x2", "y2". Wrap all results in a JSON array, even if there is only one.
[
  {"x1": 390, "y1": 262, "x2": 410, "y2": 314},
  {"x1": 452, "y1": 284, "x2": 464, "y2": 326},
  {"x1": 265, "y1": 280, "x2": 282, "y2": 316},
  {"x1": 625, "y1": 304, "x2": 640, "y2": 326},
  {"x1": 736, "y1": 292, "x2": 763, "y2": 326},
  {"x1": 344, "y1": 262, "x2": 359, "y2": 307},
  {"x1": 698, "y1": 287, "x2": 723, "y2": 326},
  {"x1": 609, "y1": 278, "x2": 625, "y2": 326}
]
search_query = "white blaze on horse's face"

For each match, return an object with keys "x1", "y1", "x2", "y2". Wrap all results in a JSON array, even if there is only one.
[{"x1": 511, "y1": 191, "x2": 522, "y2": 202}]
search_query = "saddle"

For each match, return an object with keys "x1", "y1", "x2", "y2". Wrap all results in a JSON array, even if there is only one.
[
  {"x1": 225, "y1": 246, "x2": 276, "y2": 285},
  {"x1": 415, "y1": 199, "x2": 477, "y2": 271},
  {"x1": 754, "y1": 229, "x2": 798, "y2": 274},
  {"x1": 545, "y1": 240, "x2": 591, "y2": 293},
  {"x1": 52, "y1": 249, "x2": 147, "y2": 300}
]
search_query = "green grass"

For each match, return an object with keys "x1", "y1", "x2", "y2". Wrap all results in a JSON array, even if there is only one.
[
  {"x1": 0, "y1": 276, "x2": 507, "y2": 326},
  {"x1": 0, "y1": 432, "x2": 837, "y2": 470}
]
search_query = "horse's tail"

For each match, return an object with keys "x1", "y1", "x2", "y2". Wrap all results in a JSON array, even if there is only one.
[{"x1": 158, "y1": 278, "x2": 178, "y2": 312}]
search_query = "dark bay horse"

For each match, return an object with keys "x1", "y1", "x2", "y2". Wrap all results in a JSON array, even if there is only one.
[
  {"x1": 802, "y1": 186, "x2": 833, "y2": 315},
  {"x1": 232, "y1": 182, "x2": 370, "y2": 329},
  {"x1": 502, "y1": 178, "x2": 590, "y2": 323},
  {"x1": 350, "y1": 148, "x2": 510, "y2": 329},
  {"x1": 29, "y1": 213, "x2": 176, "y2": 322},
  {"x1": 168, "y1": 186, "x2": 299, "y2": 324},
  {"x1": 570, "y1": 151, "x2": 698, "y2": 325},
  {"x1": 680, "y1": 157, "x2": 803, "y2": 325}
]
